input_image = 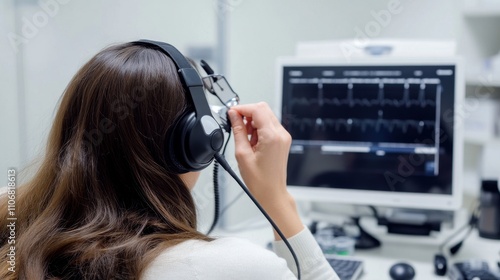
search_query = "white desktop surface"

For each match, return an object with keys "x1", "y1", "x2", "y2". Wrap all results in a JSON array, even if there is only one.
[
  {"x1": 357, "y1": 230, "x2": 499, "y2": 279},
  {"x1": 213, "y1": 218, "x2": 500, "y2": 280}
]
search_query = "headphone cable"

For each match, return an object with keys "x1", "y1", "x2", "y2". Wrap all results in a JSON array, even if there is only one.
[
  {"x1": 206, "y1": 161, "x2": 221, "y2": 235},
  {"x1": 207, "y1": 133, "x2": 232, "y2": 235},
  {"x1": 214, "y1": 152, "x2": 301, "y2": 280}
]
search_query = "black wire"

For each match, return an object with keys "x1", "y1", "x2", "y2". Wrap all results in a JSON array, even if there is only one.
[
  {"x1": 367, "y1": 205, "x2": 379, "y2": 218},
  {"x1": 438, "y1": 222, "x2": 471, "y2": 254},
  {"x1": 214, "y1": 152, "x2": 301, "y2": 280},
  {"x1": 206, "y1": 133, "x2": 231, "y2": 235},
  {"x1": 351, "y1": 206, "x2": 382, "y2": 249},
  {"x1": 206, "y1": 161, "x2": 221, "y2": 235},
  {"x1": 449, "y1": 226, "x2": 474, "y2": 256},
  {"x1": 438, "y1": 203, "x2": 480, "y2": 254}
]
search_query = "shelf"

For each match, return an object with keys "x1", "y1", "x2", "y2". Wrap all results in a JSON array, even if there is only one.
[
  {"x1": 464, "y1": 135, "x2": 500, "y2": 145},
  {"x1": 463, "y1": 5, "x2": 500, "y2": 17},
  {"x1": 466, "y1": 76, "x2": 500, "y2": 87}
]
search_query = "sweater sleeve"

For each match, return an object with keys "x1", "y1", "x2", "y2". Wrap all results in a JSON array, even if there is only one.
[{"x1": 272, "y1": 227, "x2": 340, "y2": 280}]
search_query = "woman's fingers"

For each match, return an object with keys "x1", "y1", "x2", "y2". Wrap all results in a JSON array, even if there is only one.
[
  {"x1": 228, "y1": 109, "x2": 253, "y2": 158},
  {"x1": 230, "y1": 102, "x2": 281, "y2": 129}
]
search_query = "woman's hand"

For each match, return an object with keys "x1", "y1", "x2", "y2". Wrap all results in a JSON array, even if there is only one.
[{"x1": 228, "y1": 102, "x2": 303, "y2": 239}]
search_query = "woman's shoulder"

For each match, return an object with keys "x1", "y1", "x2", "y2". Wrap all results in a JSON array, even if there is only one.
[{"x1": 142, "y1": 237, "x2": 294, "y2": 280}]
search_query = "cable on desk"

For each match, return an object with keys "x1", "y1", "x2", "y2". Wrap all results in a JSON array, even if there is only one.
[
  {"x1": 438, "y1": 203, "x2": 480, "y2": 255},
  {"x1": 350, "y1": 206, "x2": 381, "y2": 250}
]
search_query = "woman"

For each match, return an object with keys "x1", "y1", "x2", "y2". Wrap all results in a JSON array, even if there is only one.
[{"x1": 0, "y1": 41, "x2": 338, "y2": 279}]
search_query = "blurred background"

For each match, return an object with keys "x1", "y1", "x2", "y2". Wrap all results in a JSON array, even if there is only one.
[{"x1": 1, "y1": 0, "x2": 499, "y2": 231}]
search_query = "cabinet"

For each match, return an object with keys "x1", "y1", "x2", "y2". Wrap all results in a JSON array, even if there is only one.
[
  {"x1": 459, "y1": 1, "x2": 500, "y2": 198},
  {"x1": 460, "y1": 1, "x2": 500, "y2": 146},
  {"x1": 463, "y1": 2, "x2": 500, "y2": 18}
]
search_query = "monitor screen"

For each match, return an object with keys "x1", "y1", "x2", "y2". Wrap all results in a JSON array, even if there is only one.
[{"x1": 277, "y1": 58, "x2": 463, "y2": 210}]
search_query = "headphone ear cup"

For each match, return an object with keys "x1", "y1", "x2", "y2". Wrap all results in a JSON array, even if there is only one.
[
  {"x1": 167, "y1": 110, "x2": 224, "y2": 173},
  {"x1": 166, "y1": 111, "x2": 194, "y2": 173}
]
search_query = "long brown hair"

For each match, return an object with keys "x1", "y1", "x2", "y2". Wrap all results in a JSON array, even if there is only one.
[{"x1": 0, "y1": 42, "x2": 209, "y2": 279}]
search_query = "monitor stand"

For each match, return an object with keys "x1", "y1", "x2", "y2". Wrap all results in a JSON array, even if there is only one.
[{"x1": 377, "y1": 208, "x2": 455, "y2": 236}]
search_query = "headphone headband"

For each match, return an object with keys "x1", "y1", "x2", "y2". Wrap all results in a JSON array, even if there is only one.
[{"x1": 133, "y1": 39, "x2": 212, "y2": 117}]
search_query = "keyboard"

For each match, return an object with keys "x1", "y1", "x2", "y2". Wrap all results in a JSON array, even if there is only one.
[
  {"x1": 325, "y1": 255, "x2": 364, "y2": 280},
  {"x1": 448, "y1": 260, "x2": 500, "y2": 280}
]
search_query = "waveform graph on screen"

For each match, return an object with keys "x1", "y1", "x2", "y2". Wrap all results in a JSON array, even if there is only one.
[
  {"x1": 285, "y1": 77, "x2": 442, "y2": 146},
  {"x1": 280, "y1": 64, "x2": 456, "y2": 196}
]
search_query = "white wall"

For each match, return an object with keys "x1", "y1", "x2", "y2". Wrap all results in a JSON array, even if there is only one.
[
  {"x1": 227, "y1": 0, "x2": 459, "y2": 107},
  {"x1": 0, "y1": 0, "x2": 21, "y2": 181},
  {"x1": 15, "y1": 0, "x2": 218, "y2": 164},
  {"x1": 1, "y1": 0, "x2": 220, "y2": 229}
]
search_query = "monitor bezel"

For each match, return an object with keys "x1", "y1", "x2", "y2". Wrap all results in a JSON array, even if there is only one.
[{"x1": 275, "y1": 56, "x2": 464, "y2": 210}]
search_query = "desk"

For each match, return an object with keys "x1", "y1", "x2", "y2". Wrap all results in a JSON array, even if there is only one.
[
  {"x1": 213, "y1": 218, "x2": 500, "y2": 279},
  {"x1": 356, "y1": 230, "x2": 499, "y2": 279}
]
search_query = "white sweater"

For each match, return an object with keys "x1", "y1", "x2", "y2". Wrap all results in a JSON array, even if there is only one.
[
  {"x1": 142, "y1": 227, "x2": 340, "y2": 280},
  {"x1": 0, "y1": 186, "x2": 337, "y2": 278}
]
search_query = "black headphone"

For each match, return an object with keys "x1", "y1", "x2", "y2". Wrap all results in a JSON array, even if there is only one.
[{"x1": 132, "y1": 39, "x2": 224, "y2": 173}]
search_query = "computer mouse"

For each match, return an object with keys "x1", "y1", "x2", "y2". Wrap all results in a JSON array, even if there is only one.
[
  {"x1": 389, "y1": 262, "x2": 415, "y2": 280},
  {"x1": 433, "y1": 254, "x2": 447, "y2": 276}
]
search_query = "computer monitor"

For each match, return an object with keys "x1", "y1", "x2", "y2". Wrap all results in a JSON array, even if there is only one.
[{"x1": 276, "y1": 57, "x2": 464, "y2": 211}]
